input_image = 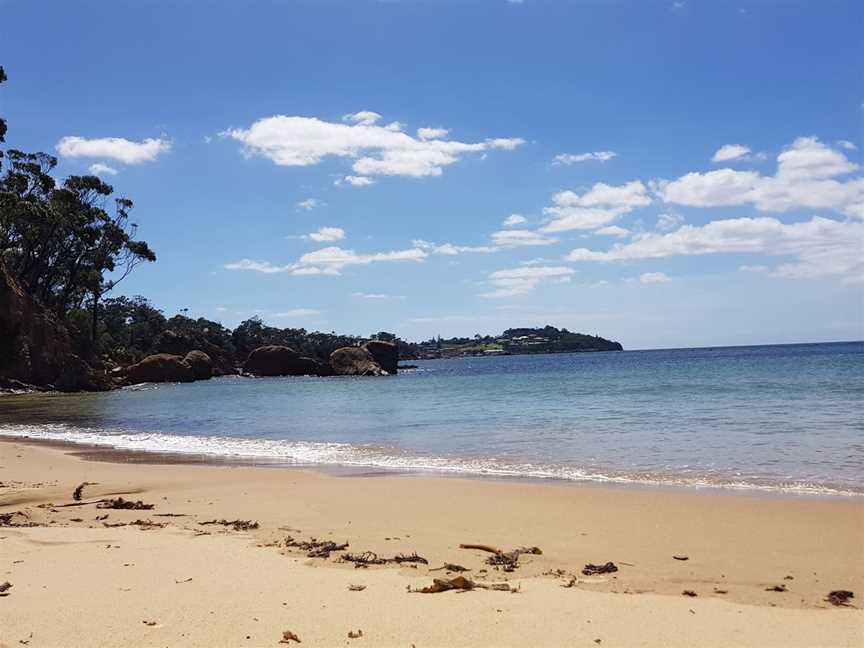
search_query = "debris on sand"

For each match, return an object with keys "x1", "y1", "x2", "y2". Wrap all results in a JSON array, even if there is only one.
[
  {"x1": 131, "y1": 519, "x2": 165, "y2": 530},
  {"x1": 285, "y1": 536, "x2": 348, "y2": 558},
  {"x1": 348, "y1": 584, "x2": 366, "y2": 592},
  {"x1": 348, "y1": 630, "x2": 363, "y2": 639},
  {"x1": 72, "y1": 482, "x2": 97, "y2": 501},
  {"x1": 393, "y1": 552, "x2": 429, "y2": 565},
  {"x1": 142, "y1": 620, "x2": 157, "y2": 626},
  {"x1": 825, "y1": 590, "x2": 854, "y2": 607},
  {"x1": 430, "y1": 563, "x2": 470, "y2": 573},
  {"x1": 673, "y1": 555, "x2": 689, "y2": 561},
  {"x1": 765, "y1": 584, "x2": 787, "y2": 592},
  {"x1": 0, "y1": 581, "x2": 12, "y2": 597},
  {"x1": 582, "y1": 562, "x2": 618, "y2": 576},
  {"x1": 280, "y1": 629, "x2": 301, "y2": 643},
  {"x1": 0, "y1": 511, "x2": 41, "y2": 528},
  {"x1": 459, "y1": 544, "x2": 541, "y2": 572},
  {"x1": 411, "y1": 576, "x2": 513, "y2": 593},
  {"x1": 199, "y1": 519, "x2": 258, "y2": 531},
  {"x1": 682, "y1": 590, "x2": 698, "y2": 597},
  {"x1": 341, "y1": 552, "x2": 389, "y2": 568},
  {"x1": 97, "y1": 498, "x2": 154, "y2": 510}
]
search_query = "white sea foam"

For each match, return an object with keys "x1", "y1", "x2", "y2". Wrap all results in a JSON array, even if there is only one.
[{"x1": 0, "y1": 423, "x2": 859, "y2": 497}]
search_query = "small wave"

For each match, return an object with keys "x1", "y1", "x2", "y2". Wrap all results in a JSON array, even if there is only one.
[{"x1": 0, "y1": 423, "x2": 860, "y2": 498}]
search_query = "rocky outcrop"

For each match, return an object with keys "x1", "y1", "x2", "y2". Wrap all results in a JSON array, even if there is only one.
[
  {"x1": 242, "y1": 345, "x2": 322, "y2": 377},
  {"x1": 329, "y1": 346, "x2": 388, "y2": 376},
  {"x1": 362, "y1": 340, "x2": 399, "y2": 375},
  {"x1": 125, "y1": 353, "x2": 195, "y2": 384},
  {"x1": 184, "y1": 350, "x2": 214, "y2": 380},
  {"x1": 0, "y1": 262, "x2": 110, "y2": 392}
]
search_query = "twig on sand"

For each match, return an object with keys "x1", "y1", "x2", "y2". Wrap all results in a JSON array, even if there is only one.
[
  {"x1": 459, "y1": 544, "x2": 542, "y2": 572},
  {"x1": 97, "y1": 497, "x2": 154, "y2": 510}
]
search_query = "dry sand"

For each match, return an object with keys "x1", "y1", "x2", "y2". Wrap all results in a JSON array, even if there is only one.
[{"x1": 1, "y1": 438, "x2": 862, "y2": 647}]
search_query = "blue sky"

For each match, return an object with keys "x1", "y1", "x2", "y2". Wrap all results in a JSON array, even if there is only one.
[{"x1": 2, "y1": 0, "x2": 862, "y2": 349}]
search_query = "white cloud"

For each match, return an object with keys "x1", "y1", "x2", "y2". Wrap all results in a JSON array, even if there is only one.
[
  {"x1": 88, "y1": 163, "x2": 118, "y2": 177},
  {"x1": 307, "y1": 226, "x2": 346, "y2": 242},
  {"x1": 836, "y1": 140, "x2": 857, "y2": 150},
  {"x1": 417, "y1": 127, "x2": 449, "y2": 140},
  {"x1": 638, "y1": 272, "x2": 672, "y2": 284},
  {"x1": 57, "y1": 136, "x2": 171, "y2": 164},
  {"x1": 215, "y1": 306, "x2": 228, "y2": 312},
  {"x1": 540, "y1": 180, "x2": 651, "y2": 232},
  {"x1": 566, "y1": 215, "x2": 864, "y2": 284},
  {"x1": 711, "y1": 144, "x2": 751, "y2": 163},
  {"x1": 658, "y1": 137, "x2": 863, "y2": 217},
  {"x1": 595, "y1": 225, "x2": 630, "y2": 237},
  {"x1": 553, "y1": 151, "x2": 617, "y2": 165},
  {"x1": 502, "y1": 213, "x2": 528, "y2": 227},
  {"x1": 342, "y1": 111, "x2": 382, "y2": 126},
  {"x1": 412, "y1": 240, "x2": 497, "y2": 255},
  {"x1": 222, "y1": 113, "x2": 524, "y2": 179},
  {"x1": 739, "y1": 265, "x2": 769, "y2": 273},
  {"x1": 351, "y1": 292, "x2": 405, "y2": 300},
  {"x1": 481, "y1": 266, "x2": 575, "y2": 298},
  {"x1": 337, "y1": 175, "x2": 375, "y2": 187},
  {"x1": 656, "y1": 212, "x2": 685, "y2": 232},
  {"x1": 273, "y1": 308, "x2": 320, "y2": 318},
  {"x1": 225, "y1": 244, "x2": 427, "y2": 277},
  {"x1": 490, "y1": 230, "x2": 558, "y2": 247},
  {"x1": 297, "y1": 198, "x2": 321, "y2": 211}
]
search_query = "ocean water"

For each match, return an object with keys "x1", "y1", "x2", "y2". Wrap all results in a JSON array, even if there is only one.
[{"x1": 1, "y1": 342, "x2": 862, "y2": 496}]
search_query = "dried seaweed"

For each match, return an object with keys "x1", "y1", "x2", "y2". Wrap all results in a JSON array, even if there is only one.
[
  {"x1": 97, "y1": 497, "x2": 154, "y2": 510},
  {"x1": 199, "y1": 519, "x2": 258, "y2": 531},
  {"x1": 280, "y1": 629, "x2": 301, "y2": 643},
  {"x1": 348, "y1": 584, "x2": 366, "y2": 592},
  {"x1": 460, "y1": 544, "x2": 541, "y2": 572},
  {"x1": 72, "y1": 482, "x2": 97, "y2": 501},
  {"x1": 682, "y1": 590, "x2": 698, "y2": 597},
  {"x1": 825, "y1": 590, "x2": 854, "y2": 607},
  {"x1": 0, "y1": 511, "x2": 41, "y2": 528},
  {"x1": 348, "y1": 630, "x2": 363, "y2": 639},
  {"x1": 285, "y1": 536, "x2": 348, "y2": 558},
  {"x1": 341, "y1": 552, "x2": 389, "y2": 568},
  {"x1": 430, "y1": 563, "x2": 470, "y2": 573},
  {"x1": 582, "y1": 562, "x2": 618, "y2": 576},
  {"x1": 765, "y1": 584, "x2": 787, "y2": 592},
  {"x1": 411, "y1": 576, "x2": 512, "y2": 593},
  {"x1": 393, "y1": 552, "x2": 428, "y2": 565},
  {"x1": 0, "y1": 581, "x2": 12, "y2": 597}
]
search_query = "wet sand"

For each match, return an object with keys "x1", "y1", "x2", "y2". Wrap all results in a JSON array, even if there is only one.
[{"x1": 1, "y1": 438, "x2": 862, "y2": 647}]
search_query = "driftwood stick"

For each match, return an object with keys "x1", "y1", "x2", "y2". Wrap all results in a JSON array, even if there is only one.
[{"x1": 459, "y1": 543, "x2": 502, "y2": 554}]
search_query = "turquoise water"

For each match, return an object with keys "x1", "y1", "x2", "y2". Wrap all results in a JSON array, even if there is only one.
[{"x1": 1, "y1": 342, "x2": 862, "y2": 496}]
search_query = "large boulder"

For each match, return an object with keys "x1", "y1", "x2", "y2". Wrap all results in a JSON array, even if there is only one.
[
  {"x1": 153, "y1": 329, "x2": 192, "y2": 356},
  {"x1": 329, "y1": 346, "x2": 387, "y2": 376},
  {"x1": 243, "y1": 345, "x2": 322, "y2": 377},
  {"x1": 184, "y1": 350, "x2": 214, "y2": 380},
  {"x1": 126, "y1": 354, "x2": 195, "y2": 384},
  {"x1": 362, "y1": 340, "x2": 398, "y2": 375}
]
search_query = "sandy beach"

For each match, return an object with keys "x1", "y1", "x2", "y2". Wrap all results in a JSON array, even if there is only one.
[{"x1": 1, "y1": 438, "x2": 862, "y2": 647}]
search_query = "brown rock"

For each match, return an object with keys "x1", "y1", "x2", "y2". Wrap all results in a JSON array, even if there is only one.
[
  {"x1": 362, "y1": 340, "x2": 398, "y2": 374},
  {"x1": 184, "y1": 350, "x2": 214, "y2": 380},
  {"x1": 329, "y1": 346, "x2": 387, "y2": 376},
  {"x1": 243, "y1": 345, "x2": 322, "y2": 377},
  {"x1": 126, "y1": 354, "x2": 195, "y2": 384}
]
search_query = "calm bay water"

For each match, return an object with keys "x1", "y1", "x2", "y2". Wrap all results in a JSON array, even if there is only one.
[{"x1": 1, "y1": 342, "x2": 862, "y2": 496}]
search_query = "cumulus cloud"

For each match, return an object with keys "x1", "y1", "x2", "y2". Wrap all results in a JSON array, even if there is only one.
[
  {"x1": 553, "y1": 151, "x2": 617, "y2": 165},
  {"x1": 57, "y1": 136, "x2": 171, "y2": 164},
  {"x1": 417, "y1": 127, "x2": 449, "y2": 140},
  {"x1": 337, "y1": 175, "x2": 375, "y2": 187},
  {"x1": 836, "y1": 140, "x2": 857, "y2": 150},
  {"x1": 225, "y1": 244, "x2": 427, "y2": 277},
  {"x1": 594, "y1": 225, "x2": 630, "y2": 237},
  {"x1": 297, "y1": 198, "x2": 321, "y2": 211},
  {"x1": 540, "y1": 180, "x2": 651, "y2": 232},
  {"x1": 88, "y1": 163, "x2": 118, "y2": 177},
  {"x1": 658, "y1": 137, "x2": 863, "y2": 217},
  {"x1": 490, "y1": 230, "x2": 559, "y2": 247},
  {"x1": 412, "y1": 239, "x2": 497, "y2": 255},
  {"x1": 502, "y1": 213, "x2": 528, "y2": 227},
  {"x1": 656, "y1": 212, "x2": 685, "y2": 232},
  {"x1": 566, "y1": 216, "x2": 864, "y2": 284},
  {"x1": 222, "y1": 113, "x2": 524, "y2": 179},
  {"x1": 307, "y1": 226, "x2": 346, "y2": 242},
  {"x1": 638, "y1": 272, "x2": 672, "y2": 284},
  {"x1": 711, "y1": 144, "x2": 751, "y2": 163},
  {"x1": 481, "y1": 266, "x2": 574, "y2": 298}
]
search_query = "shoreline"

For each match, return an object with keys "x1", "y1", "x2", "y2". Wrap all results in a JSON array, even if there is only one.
[
  {"x1": 0, "y1": 430, "x2": 861, "y2": 501},
  {"x1": 1, "y1": 438, "x2": 862, "y2": 646}
]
